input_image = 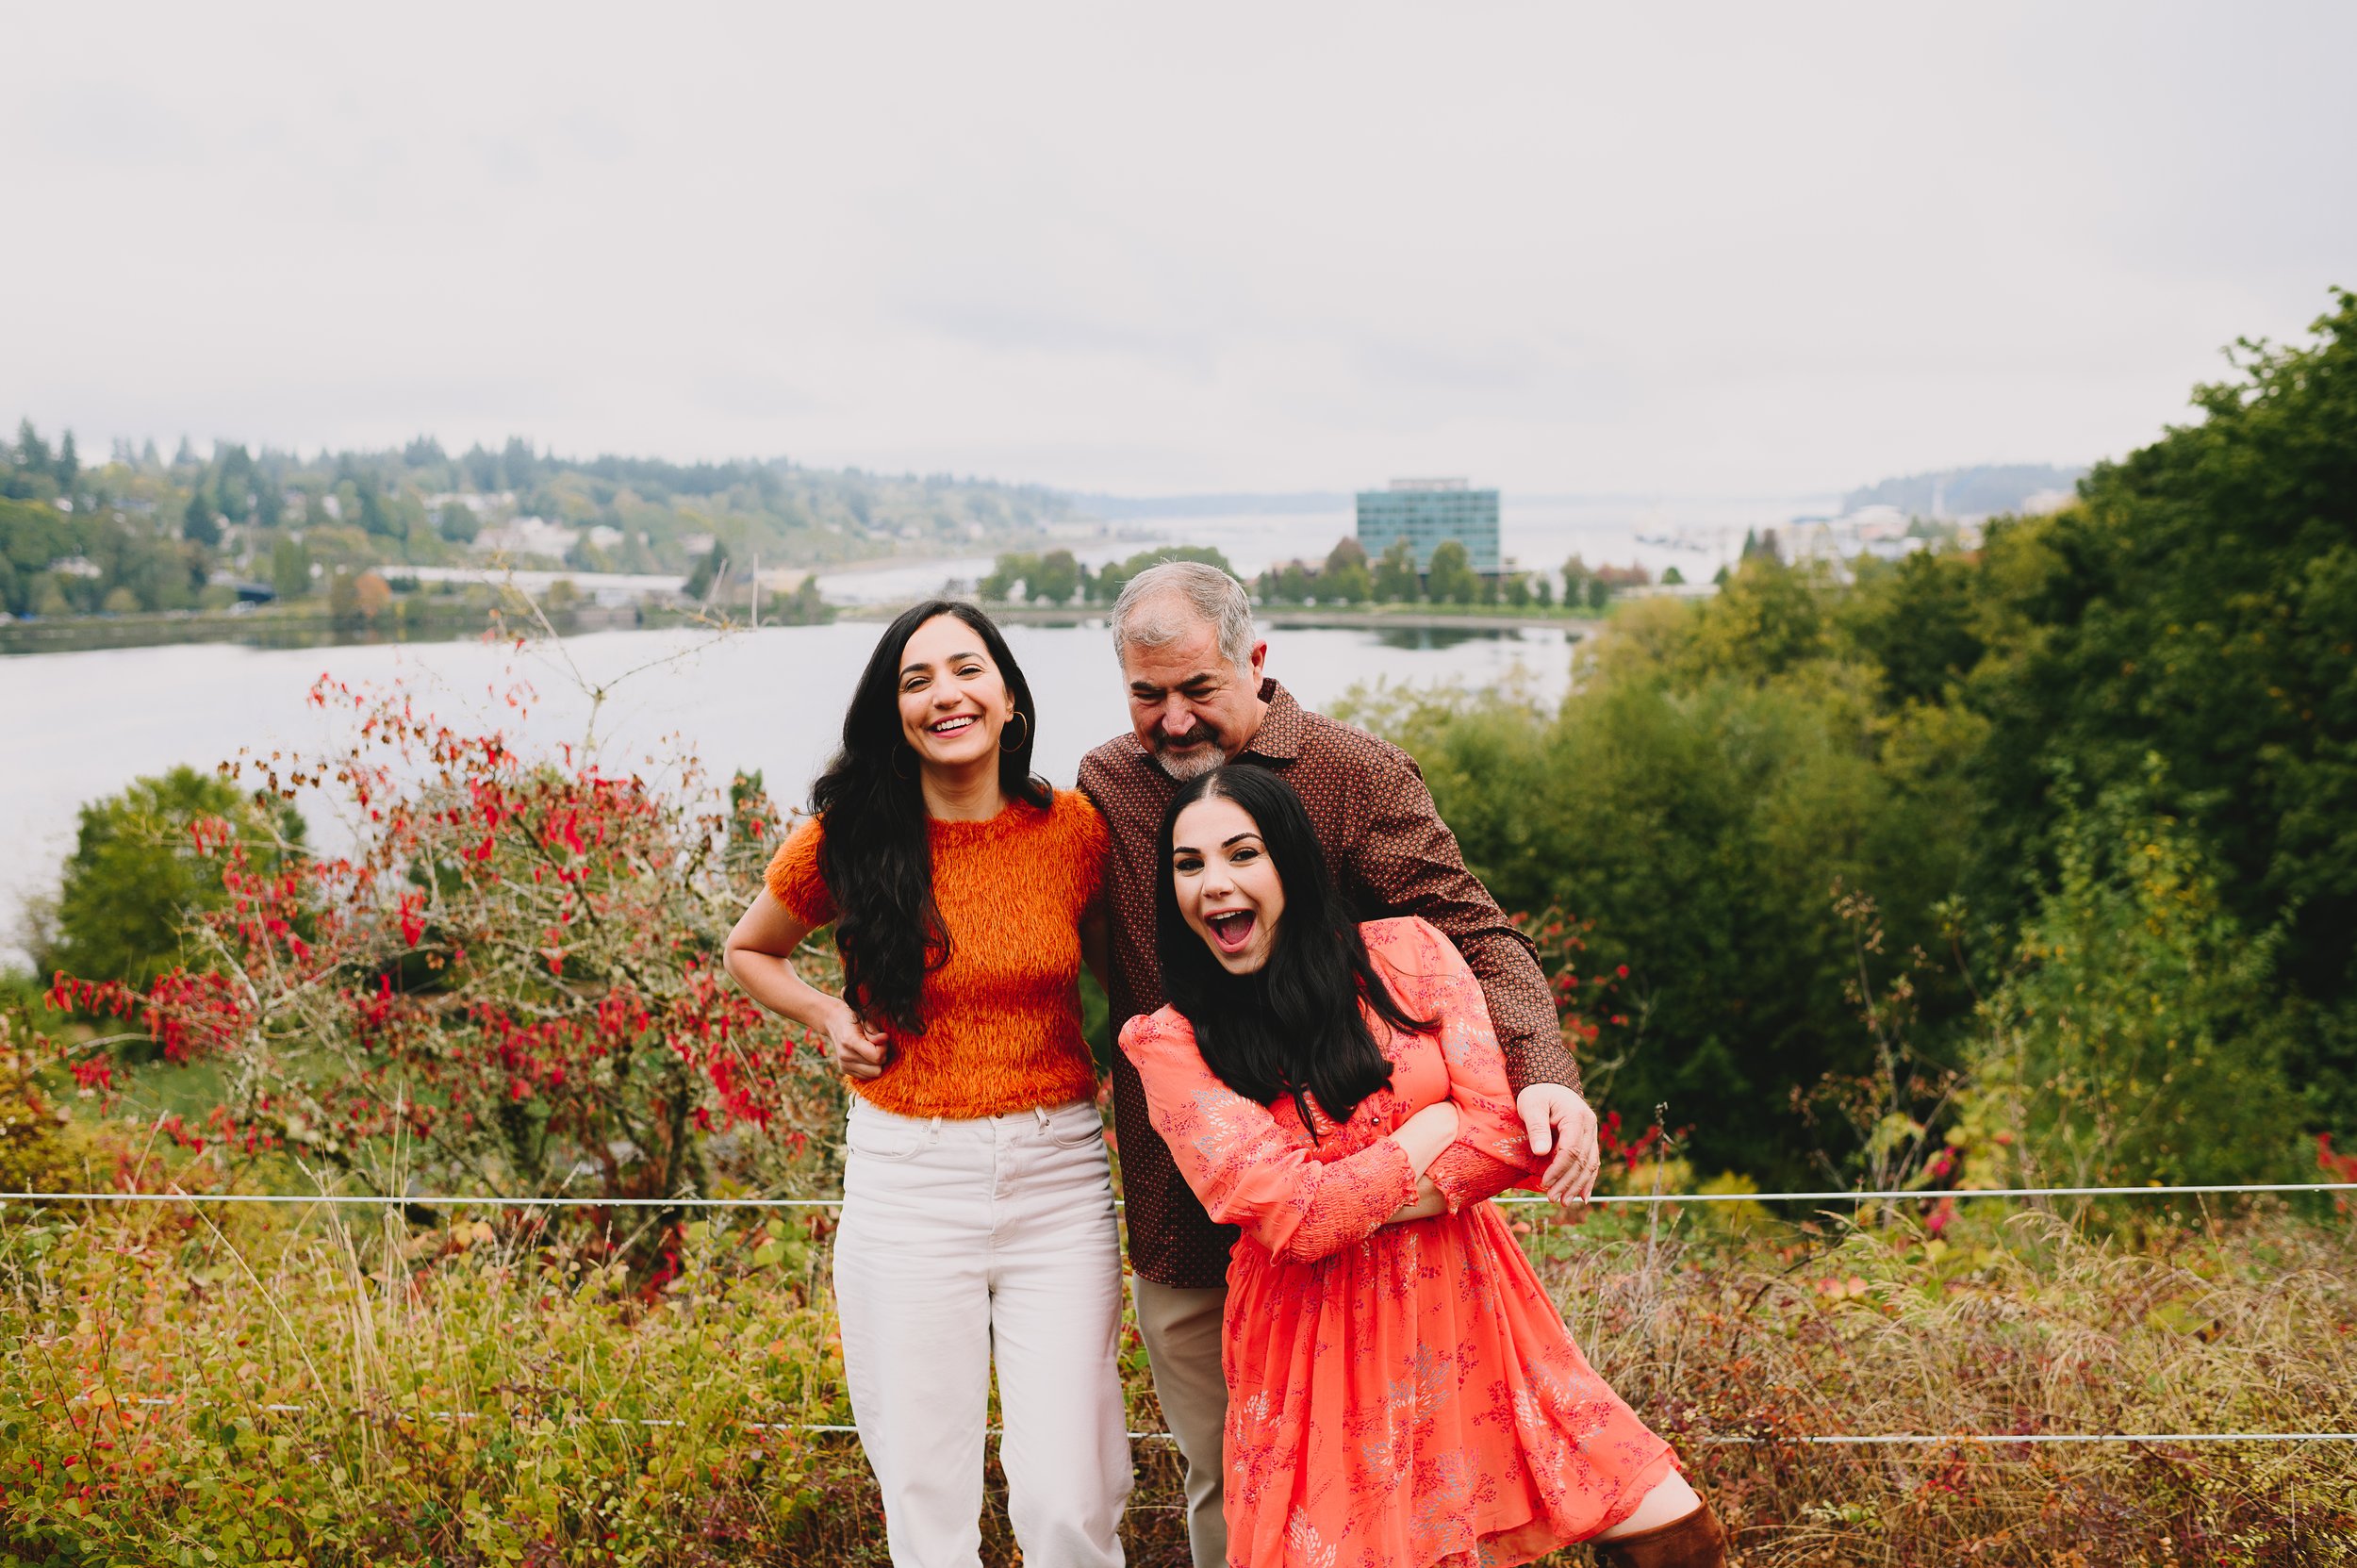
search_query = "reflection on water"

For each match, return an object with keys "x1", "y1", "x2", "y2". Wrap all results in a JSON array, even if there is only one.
[
  {"x1": 1368, "y1": 626, "x2": 1529, "y2": 652},
  {"x1": 0, "y1": 620, "x2": 1573, "y2": 966},
  {"x1": 0, "y1": 607, "x2": 645, "y2": 659}
]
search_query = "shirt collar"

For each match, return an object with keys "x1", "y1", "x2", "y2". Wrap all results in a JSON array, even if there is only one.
[
  {"x1": 1116, "y1": 677, "x2": 1303, "y2": 770},
  {"x1": 1241, "y1": 679, "x2": 1304, "y2": 764}
]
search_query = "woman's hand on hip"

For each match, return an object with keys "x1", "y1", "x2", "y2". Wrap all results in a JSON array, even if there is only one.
[{"x1": 822, "y1": 1000, "x2": 892, "y2": 1081}]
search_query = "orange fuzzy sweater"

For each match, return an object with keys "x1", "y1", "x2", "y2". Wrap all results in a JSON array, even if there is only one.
[{"x1": 765, "y1": 789, "x2": 1108, "y2": 1119}]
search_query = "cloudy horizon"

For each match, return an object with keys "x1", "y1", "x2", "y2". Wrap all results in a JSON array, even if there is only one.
[{"x1": 9, "y1": 3, "x2": 2353, "y2": 499}]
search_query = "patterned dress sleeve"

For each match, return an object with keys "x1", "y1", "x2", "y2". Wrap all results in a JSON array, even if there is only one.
[
  {"x1": 763, "y1": 817, "x2": 837, "y2": 929},
  {"x1": 1378, "y1": 918, "x2": 1548, "y2": 1213},
  {"x1": 1119, "y1": 1010, "x2": 1417, "y2": 1264}
]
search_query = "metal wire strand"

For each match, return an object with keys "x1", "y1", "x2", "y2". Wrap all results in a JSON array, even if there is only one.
[{"x1": 5, "y1": 1180, "x2": 2352, "y2": 1208}]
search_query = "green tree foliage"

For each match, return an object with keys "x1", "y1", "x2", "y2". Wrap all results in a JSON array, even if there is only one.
[
  {"x1": 180, "y1": 489, "x2": 221, "y2": 549},
  {"x1": 8, "y1": 422, "x2": 1085, "y2": 623},
  {"x1": 977, "y1": 551, "x2": 1036, "y2": 602},
  {"x1": 1085, "y1": 545, "x2": 1239, "y2": 603},
  {"x1": 326, "y1": 569, "x2": 361, "y2": 621},
  {"x1": 1970, "y1": 767, "x2": 2302, "y2": 1187},
  {"x1": 684, "y1": 538, "x2": 731, "y2": 600},
  {"x1": 1562, "y1": 554, "x2": 1595, "y2": 607},
  {"x1": 0, "y1": 495, "x2": 204, "y2": 617},
  {"x1": 1029, "y1": 548, "x2": 1081, "y2": 605},
  {"x1": 1354, "y1": 604, "x2": 1985, "y2": 1181},
  {"x1": 1341, "y1": 291, "x2": 2357, "y2": 1184},
  {"x1": 270, "y1": 536, "x2": 312, "y2": 600},
  {"x1": 1372, "y1": 538, "x2": 1419, "y2": 603},
  {"x1": 1321, "y1": 537, "x2": 1372, "y2": 603},
  {"x1": 47, "y1": 767, "x2": 305, "y2": 990},
  {"x1": 1426, "y1": 540, "x2": 1478, "y2": 605},
  {"x1": 1262, "y1": 560, "x2": 1314, "y2": 603},
  {"x1": 1964, "y1": 289, "x2": 2357, "y2": 1131}
]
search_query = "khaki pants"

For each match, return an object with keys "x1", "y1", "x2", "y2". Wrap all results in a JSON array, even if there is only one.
[{"x1": 1131, "y1": 1275, "x2": 1229, "y2": 1568}]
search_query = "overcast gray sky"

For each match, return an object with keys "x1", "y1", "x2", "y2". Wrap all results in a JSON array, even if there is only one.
[{"x1": 8, "y1": 3, "x2": 2353, "y2": 496}]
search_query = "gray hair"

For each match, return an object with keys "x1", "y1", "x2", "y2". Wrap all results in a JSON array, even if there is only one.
[
  {"x1": 1113, "y1": 558, "x2": 1263, "y2": 669},
  {"x1": 1111, "y1": 561, "x2": 1257, "y2": 673}
]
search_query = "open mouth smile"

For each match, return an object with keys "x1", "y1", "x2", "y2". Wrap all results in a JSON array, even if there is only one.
[
  {"x1": 928, "y1": 715, "x2": 981, "y2": 737},
  {"x1": 1206, "y1": 910, "x2": 1258, "y2": 952}
]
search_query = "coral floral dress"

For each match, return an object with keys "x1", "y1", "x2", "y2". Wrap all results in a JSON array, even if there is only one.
[{"x1": 1120, "y1": 917, "x2": 1677, "y2": 1568}]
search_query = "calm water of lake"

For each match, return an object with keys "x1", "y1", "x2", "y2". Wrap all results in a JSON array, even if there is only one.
[{"x1": 0, "y1": 620, "x2": 1572, "y2": 966}]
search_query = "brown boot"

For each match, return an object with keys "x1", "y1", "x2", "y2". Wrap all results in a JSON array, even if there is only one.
[{"x1": 1592, "y1": 1500, "x2": 1728, "y2": 1568}]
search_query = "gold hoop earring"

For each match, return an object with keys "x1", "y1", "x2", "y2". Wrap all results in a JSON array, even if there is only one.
[
  {"x1": 1001, "y1": 711, "x2": 1030, "y2": 752},
  {"x1": 891, "y1": 748, "x2": 916, "y2": 782}
]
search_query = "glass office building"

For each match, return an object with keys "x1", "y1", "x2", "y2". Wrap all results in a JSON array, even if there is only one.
[{"x1": 1354, "y1": 479, "x2": 1501, "y2": 574}]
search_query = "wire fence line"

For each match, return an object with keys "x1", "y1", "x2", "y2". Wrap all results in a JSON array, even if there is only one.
[
  {"x1": 5, "y1": 1180, "x2": 2352, "y2": 1210},
  {"x1": 61, "y1": 1397, "x2": 2357, "y2": 1448},
  {"x1": 17, "y1": 1181, "x2": 2353, "y2": 1458}
]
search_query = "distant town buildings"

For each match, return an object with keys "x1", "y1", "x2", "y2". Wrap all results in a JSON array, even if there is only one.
[
  {"x1": 1355, "y1": 478, "x2": 1501, "y2": 574},
  {"x1": 471, "y1": 516, "x2": 583, "y2": 557}
]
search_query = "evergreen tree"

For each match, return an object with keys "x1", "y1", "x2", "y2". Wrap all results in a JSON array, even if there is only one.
[
  {"x1": 15, "y1": 421, "x2": 50, "y2": 475},
  {"x1": 182, "y1": 489, "x2": 221, "y2": 549}
]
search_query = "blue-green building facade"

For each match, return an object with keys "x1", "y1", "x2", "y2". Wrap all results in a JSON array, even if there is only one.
[{"x1": 1355, "y1": 479, "x2": 1501, "y2": 574}]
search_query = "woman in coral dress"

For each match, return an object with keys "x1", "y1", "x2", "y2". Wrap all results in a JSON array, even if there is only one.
[{"x1": 1119, "y1": 766, "x2": 1724, "y2": 1568}]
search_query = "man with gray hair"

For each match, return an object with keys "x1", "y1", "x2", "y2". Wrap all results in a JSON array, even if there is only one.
[{"x1": 1078, "y1": 559, "x2": 1602, "y2": 1568}]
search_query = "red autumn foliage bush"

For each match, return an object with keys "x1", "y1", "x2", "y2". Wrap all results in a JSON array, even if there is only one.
[{"x1": 48, "y1": 674, "x2": 838, "y2": 1203}]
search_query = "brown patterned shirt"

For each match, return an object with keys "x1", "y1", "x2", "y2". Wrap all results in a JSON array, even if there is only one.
[{"x1": 1078, "y1": 678, "x2": 1580, "y2": 1290}]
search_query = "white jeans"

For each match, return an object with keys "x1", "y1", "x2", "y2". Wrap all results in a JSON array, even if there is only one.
[{"x1": 834, "y1": 1096, "x2": 1131, "y2": 1567}]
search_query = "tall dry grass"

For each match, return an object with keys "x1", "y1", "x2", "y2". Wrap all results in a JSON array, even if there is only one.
[
  {"x1": 4, "y1": 1188, "x2": 2352, "y2": 1566},
  {"x1": 1539, "y1": 1199, "x2": 2357, "y2": 1565}
]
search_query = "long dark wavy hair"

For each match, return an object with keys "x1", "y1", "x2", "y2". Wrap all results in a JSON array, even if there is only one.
[
  {"x1": 1155, "y1": 766, "x2": 1433, "y2": 1132},
  {"x1": 811, "y1": 600, "x2": 1049, "y2": 1033}
]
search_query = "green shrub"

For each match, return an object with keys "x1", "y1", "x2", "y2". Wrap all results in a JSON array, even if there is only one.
[
  {"x1": 46, "y1": 767, "x2": 305, "y2": 991},
  {"x1": 1968, "y1": 765, "x2": 2304, "y2": 1189}
]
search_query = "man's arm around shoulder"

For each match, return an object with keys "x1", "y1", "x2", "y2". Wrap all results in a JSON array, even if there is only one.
[{"x1": 1356, "y1": 748, "x2": 1602, "y2": 1206}]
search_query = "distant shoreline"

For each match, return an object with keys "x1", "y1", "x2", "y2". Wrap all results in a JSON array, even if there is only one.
[
  {"x1": 2, "y1": 595, "x2": 1608, "y2": 657},
  {"x1": 0, "y1": 600, "x2": 694, "y2": 658},
  {"x1": 849, "y1": 602, "x2": 1601, "y2": 635}
]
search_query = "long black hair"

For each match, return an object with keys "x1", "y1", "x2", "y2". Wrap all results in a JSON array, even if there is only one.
[
  {"x1": 811, "y1": 600, "x2": 1050, "y2": 1033},
  {"x1": 1155, "y1": 766, "x2": 1433, "y2": 1131}
]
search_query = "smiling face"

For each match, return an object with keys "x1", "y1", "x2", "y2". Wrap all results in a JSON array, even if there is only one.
[
  {"x1": 896, "y1": 614, "x2": 1014, "y2": 771},
  {"x1": 1170, "y1": 792, "x2": 1287, "y2": 975},
  {"x1": 1121, "y1": 600, "x2": 1268, "y2": 781}
]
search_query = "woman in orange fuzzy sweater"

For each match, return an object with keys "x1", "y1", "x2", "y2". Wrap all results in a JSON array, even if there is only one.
[{"x1": 725, "y1": 600, "x2": 1130, "y2": 1568}]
